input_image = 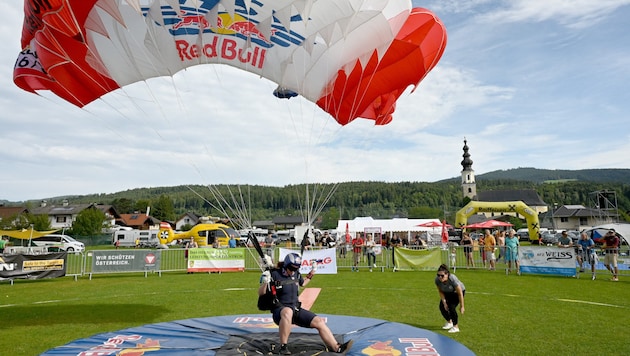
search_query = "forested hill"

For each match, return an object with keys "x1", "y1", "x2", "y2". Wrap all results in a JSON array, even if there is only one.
[
  {"x1": 457, "y1": 168, "x2": 630, "y2": 184},
  {"x1": 10, "y1": 168, "x2": 627, "y2": 224}
]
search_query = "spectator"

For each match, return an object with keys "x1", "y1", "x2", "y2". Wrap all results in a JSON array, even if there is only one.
[
  {"x1": 265, "y1": 232, "x2": 275, "y2": 255},
  {"x1": 351, "y1": 233, "x2": 364, "y2": 272},
  {"x1": 478, "y1": 233, "x2": 486, "y2": 268},
  {"x1": 228, "y1": 234, "x2": 237, "y2": 248},
  {"x1": 365, "y1": 234, "x2": 376, "y2": 271},
  {"x1": 185, "y1": 237, "x2": 198, "y2": 274},
  {"x1": 602, "y1": 229, "x2": 620, "y2": 281},
  {"x1": 300, "y1": 232, "x2": 312, "y2": 251},
  {"x1": 496, "y1": 230, "x2": 505, "y2": 263},
  {"x1": 505, "y1": 229, "x2": 520, "y2": 275},
  {"x1": 0, "y1": 236, "x2": 8, "y2": 253},
  {"x1": 460, "y1": 233, "x2": 474, "y2": 269},
  {"x1": 323, "y1": 231, "x2": 335, "y2": 249},
  {"x1": 557, "y1": 231, "x2": 573, "y2": 248},
  {"x1": 435, "y1": 264, "x2": 466, "y2": 333},
  {"x1": 483, "y1": 229, "x2": 496, "y2": 271},
  {"x1": 576, "y1": 232, "x2": 597, "y2": 280}
]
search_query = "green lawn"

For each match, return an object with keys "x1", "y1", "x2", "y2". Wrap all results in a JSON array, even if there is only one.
[{"x1": 2, "y1": 267, "x2": 629, "y2": 355}]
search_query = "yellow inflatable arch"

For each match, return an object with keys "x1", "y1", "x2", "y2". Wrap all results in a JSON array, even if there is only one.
[{"x1": 455, "y1": 201, "x2": 540, "y2": 242}]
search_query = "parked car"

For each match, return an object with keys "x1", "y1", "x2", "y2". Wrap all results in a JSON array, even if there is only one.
[
  {"x1": 516, "y1": 228, "x2": 529, "y2": 241},
  {"x1": 541, "y1": 231, "x2": 578, "y2": 245},
  {"x1": 31, "y1": 234, "x2": 85, "y2": 252},
  {"x1": 448, "y1": 229, "x2": 462, "y2": 242},
  {"x1": 540, "y1": 232, "x2": 558, "y2": 245}
]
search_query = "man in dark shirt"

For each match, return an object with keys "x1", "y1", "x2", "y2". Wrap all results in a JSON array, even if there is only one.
[
  {"x1": 259, "y1": 253, "x2": 353, "y2": 354},
  {"x1": 602, "y1": 229, "x2": 620, "y2": 281}
]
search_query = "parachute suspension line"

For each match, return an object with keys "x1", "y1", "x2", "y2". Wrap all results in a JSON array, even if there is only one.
[
  {"x1": 205, "y1": 184, "x2": 262, "y2": 269},
  {"x1": 189, "y1": 183, "x2": 264, "y2": 268}
]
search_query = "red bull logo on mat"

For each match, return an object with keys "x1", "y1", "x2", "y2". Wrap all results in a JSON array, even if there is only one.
[{"x1": 77, "y1": 335, "x2": 160, "y2": 356}]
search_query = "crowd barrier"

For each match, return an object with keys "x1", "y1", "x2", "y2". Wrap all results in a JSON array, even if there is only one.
[{"x1": 3, "y1": 244, "x2": 629, "y2": 283}]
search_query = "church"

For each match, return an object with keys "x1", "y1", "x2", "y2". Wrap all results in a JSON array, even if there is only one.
[{"x1": 458, "y1": 139, "x2": 549, "y2": 223}]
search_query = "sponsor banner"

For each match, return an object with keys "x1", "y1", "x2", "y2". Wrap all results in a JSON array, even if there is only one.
[
  {"x1": 520, "y1": 246, "x2": 576, "y2": 276},
  {"x1": 279, "y1": 248, "x2": 338, "y2": 274},
  {"x1": 188, "y1": 248, "x2": 244, "y2": 272},
  {"x1": 394, "y1": 248, "x2": 442, "y2": 271},
  {"x1": 0, "y1": 252, "x2": 66, "y2": 279},
  {"x1": 91, "y1": 250, "x2": 160, "y2": 273}
]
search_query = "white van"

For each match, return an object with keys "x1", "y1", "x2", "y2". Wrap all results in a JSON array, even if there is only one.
[{"x1": 31, "y1": 234, "x2": 85, "y2": 252}]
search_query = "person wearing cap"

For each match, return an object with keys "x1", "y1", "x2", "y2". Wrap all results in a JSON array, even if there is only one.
[
  {"x1": 557, "y1": 231, "x2": 573, "y2": 248},
  {"x1": 602, "y1": 229, "x2": 620, "y2": 281},
  {"x1": 259, "y1": 253, "x2": 353, "y2": 354}
]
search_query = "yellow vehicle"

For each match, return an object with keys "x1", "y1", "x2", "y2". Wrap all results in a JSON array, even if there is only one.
[{"x1": 158, "y1": 222, "x2": 239, "y2": 248}]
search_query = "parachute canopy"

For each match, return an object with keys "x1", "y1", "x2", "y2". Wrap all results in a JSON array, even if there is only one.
[{"x1": 14, "y1": 0, "x2": 446, "y2": 125}]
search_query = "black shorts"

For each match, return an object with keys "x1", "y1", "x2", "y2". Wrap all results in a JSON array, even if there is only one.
[{"x1": 272, "y1": 306, "x2": 317, "y2": 328}]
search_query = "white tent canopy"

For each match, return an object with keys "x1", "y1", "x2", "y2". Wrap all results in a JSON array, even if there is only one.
[{"x1": 582, "y1": 223, "x2": 630, "y2": 245}]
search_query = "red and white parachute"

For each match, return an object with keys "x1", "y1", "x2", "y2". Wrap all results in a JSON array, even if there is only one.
[{"x1": 14, "y1": 0, "x2": 446, "y2": 126}]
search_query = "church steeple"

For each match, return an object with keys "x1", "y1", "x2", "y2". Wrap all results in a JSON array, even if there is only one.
[
  {"x1": 461, "y1": 139, "x2": 473, "y2": 170},
  {"x1": 461, "y1": 138, "x2": 476, "y2": 199}
]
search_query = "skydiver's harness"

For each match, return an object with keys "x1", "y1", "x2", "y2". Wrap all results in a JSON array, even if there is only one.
[{"x1": 258, "y1": 269, "x2": 303, "y2": 313}]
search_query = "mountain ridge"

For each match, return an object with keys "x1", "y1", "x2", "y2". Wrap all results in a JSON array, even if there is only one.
[{"x1": 440, "y1": 167, "x2": 630, "y2": 184}]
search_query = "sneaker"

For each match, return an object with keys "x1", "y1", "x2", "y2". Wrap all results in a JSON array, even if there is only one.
[
  {"x1": 592, "y1": 274, "x2": 596, "y2": 280},
  {"x1": 373, "y1": 264, "x2": 377, "y2": 268},
  {"x1": 336, "y1": 340, "x2": 353, "y2": 353},
  {"x1": 442, "y1": 322, "x2": 453, "y2": 330},
  {"x1": 579, "y1": 268, "x2": 585, "y2": 273},
  {"x1": 448, "y1": 326, "x2": 460, "y2": 333},
  {"x1": 279, "y1": 344, "x2": 291, "y2": 355},
  {"x1": 612, "y1": 277, "x2": 619, "y2": 281}
]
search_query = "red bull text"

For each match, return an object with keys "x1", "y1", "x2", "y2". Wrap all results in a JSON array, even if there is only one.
[{"x1": 176, "y1": 37, "x2": 266, "y2": 68}]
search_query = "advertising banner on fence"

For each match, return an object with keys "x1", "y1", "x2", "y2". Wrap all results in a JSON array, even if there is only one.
[
  {"x1": 188, "y1": 248, "x2": 245, "y2": 272},
  {"x1": 279, "y1": 247, "x2": 338, "y2": 274},
  {"x1": 519, "y1": 246, "x2": 576, "y2": 276},
  {"x1": 91, "y1": 250, "x2": 160, "y2": 273},
  {"x1": 0, "y1": 252, "x2": 66, "y2": 279},
  {"x1": 394, "y1": 247, "x2": 442, "y2": 271}
]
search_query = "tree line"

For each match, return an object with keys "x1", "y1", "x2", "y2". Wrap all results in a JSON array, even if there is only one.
[{"x1": 61, "y1": 179, "x2": 630, "y2": 229}]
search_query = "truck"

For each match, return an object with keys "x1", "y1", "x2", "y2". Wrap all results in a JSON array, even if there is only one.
[
  {"x1": 112, "y1": 230, "x2": 160, "y2": 248},
  {"x1": 158, "y1": 222, "x2": 239, "y2": 248}
]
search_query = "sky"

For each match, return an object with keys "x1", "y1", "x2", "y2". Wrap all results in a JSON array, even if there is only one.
[{"x1": 1, "y1": 0, "x2": 630, "y2": 203}]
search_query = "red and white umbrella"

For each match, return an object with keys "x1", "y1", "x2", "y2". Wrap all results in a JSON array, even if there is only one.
[
  {"x1": 417, "y1": 220, "x2": 452, "y2": 228},
  {"x1": 462, "y1": 220, "x2": 513, "y2": 229}
]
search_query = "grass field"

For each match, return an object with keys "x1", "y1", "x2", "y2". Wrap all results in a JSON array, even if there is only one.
[{"x1": 2, "y1": 262, "x2": 630, "y2": 355}]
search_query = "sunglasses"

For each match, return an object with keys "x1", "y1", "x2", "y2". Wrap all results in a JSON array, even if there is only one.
[
  {"x1": 436, "y1": 274, "x2": 446, "y2": 277},
  {"x1": 287, "y1": 265, "x2": 299, "y2": 272}
]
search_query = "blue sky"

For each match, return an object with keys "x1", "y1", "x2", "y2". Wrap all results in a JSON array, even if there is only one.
[{"x1": 1, "y1": 1, "x2": 629, "y2": 202}]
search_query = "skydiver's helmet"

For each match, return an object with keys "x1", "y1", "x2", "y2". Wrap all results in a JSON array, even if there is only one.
[{"x1": 284, "y1": 253, "x2": 302, "y2": 272}]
